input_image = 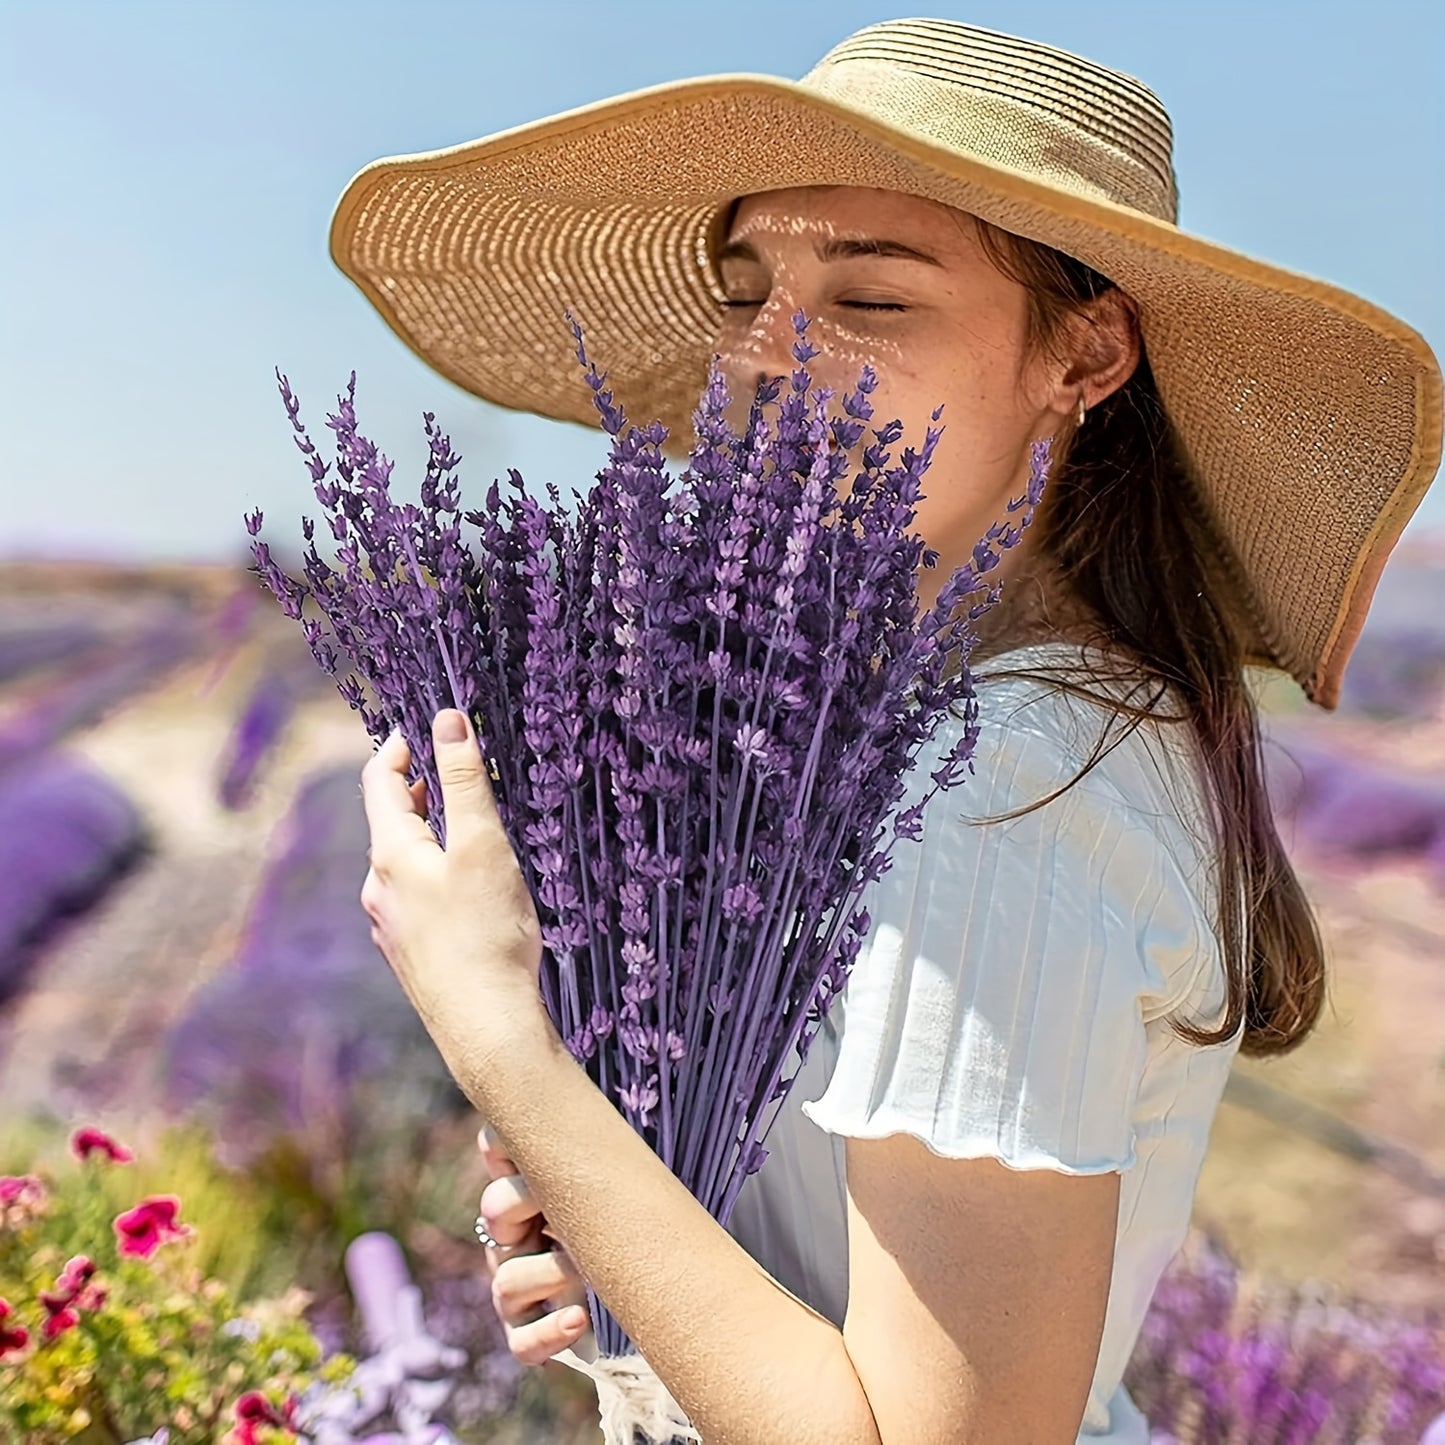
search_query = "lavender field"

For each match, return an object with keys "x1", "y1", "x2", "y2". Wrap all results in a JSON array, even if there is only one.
[{"x1": 1, "y1": 548, "x2": 1443, "y2": 1442}]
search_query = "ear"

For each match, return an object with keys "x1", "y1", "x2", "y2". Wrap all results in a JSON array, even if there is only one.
[{"x1": 1038, "y1": 289, "x2": 1142, "y2": 420}]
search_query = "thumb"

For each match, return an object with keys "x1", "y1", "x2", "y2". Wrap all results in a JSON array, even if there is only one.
[{"x1": 432, "y1": 708, "x2": 494, "y2": 848}]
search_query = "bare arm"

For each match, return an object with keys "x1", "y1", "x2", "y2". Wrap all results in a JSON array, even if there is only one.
[
  {"x1": 844, "y1": 1134, "x2": 1117, "y2": 1443},
  {"x1": 464, "y1": 1005, "x2": 881, "y2": 1444},
  {"x1": 460, "y1": 1003, "x2": 1118, "y2": 1444}
]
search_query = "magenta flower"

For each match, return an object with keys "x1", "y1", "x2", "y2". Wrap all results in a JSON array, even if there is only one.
[
  {"x1": 113, "y1": 1196, "x2": 191, "y2": 1258},
  {"x1": 0, "y1": 1175, "x2": 42, "y2": 1205},
  {"x1": 55, "y1": 1254, "x2": 96, "y2": 1294},
  {"x1": 0, "y1": 1174, "x2": 47, "y2": 1229},
  {"x1": 0, "y1": 1298, "x2": 29, "y2": 1357},
  {"x1": 232, "y1": 1390, "x2": 288, "y2": 1445},
  {"x1": 37, "y1": 1255, "x2": 106, "y2": 1325},
  {"x1": 70, "y1": 1125, "x2": 135, "y2": 1163},
  {"x1": 39, "y1": 1301, "x2": 78, "y2": 1340}
]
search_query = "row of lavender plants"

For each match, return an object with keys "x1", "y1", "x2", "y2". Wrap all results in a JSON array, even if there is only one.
[
  {"x1": 0, "y1": 618, "x2": 188, "y2": 1008},
  {"x1": 0, "y1": 752, "x2": 148, "y2": 1006},
  {"x1": 1265, "y1": 734, "x2": 1445, "y2": 891},
  {"x1": 1127, "y1": 1231, "x2": 1445, "y2": 1442}
]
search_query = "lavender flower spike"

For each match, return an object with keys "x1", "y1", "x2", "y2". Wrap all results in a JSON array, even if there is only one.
[{"x1": 251, "y1": 312, "x2": 1051, "y2": 1443}]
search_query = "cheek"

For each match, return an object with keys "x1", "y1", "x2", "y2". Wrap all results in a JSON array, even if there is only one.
[{"x1": 715, "y1": 309, "x2": 1032, "y2": 503}]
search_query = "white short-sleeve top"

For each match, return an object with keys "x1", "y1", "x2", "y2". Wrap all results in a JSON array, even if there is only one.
[{"x1": 725, "y1": 643, "x2": 1243, "y2": 1442}]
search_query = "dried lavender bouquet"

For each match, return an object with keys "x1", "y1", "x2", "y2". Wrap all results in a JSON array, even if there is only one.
[{"x1": 247, "y1": 312, "x2": 1050, "y2": 1443}]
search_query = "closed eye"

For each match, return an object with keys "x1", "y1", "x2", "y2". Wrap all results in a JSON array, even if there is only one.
[{"x1": 721, "y1": 300, "x2": 907, "y2": 312}]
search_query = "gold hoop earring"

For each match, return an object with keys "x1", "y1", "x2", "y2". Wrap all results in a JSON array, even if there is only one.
[{"x1": 1076, "y1": 394, "x2": 1087, "y2": 427}]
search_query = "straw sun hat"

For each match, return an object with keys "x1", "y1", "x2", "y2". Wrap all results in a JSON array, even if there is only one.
[{"x1": 329, "y1": 16, "x2": 1442, "y2": 709}]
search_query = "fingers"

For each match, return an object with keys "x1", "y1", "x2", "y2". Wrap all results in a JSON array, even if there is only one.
[
  {"x1": 491, "y1": 1243, "x2": 587, "y2": 1322},
  {"x1": 478, "y1": 1122, "x2": 515, "y2": 1178},
  {"x1": 430, "y1": 709, "x2": 499, "y2": 858},
  {"x1": 481, "y1": 1218, "x2": 544, "y2": 1290},
  {"x1": 360, "y1": 730, "x2": 434, "y2": 863},
  {"x1": 502, "y1": 1301, "x2": 594, "y2": 1368},
  {"x1": 492, "y1": 1246, "x2": 592, "y2": 1368},
  {"x1": 479, "y1": 1173, "x2": 542, "y2": 1248}
]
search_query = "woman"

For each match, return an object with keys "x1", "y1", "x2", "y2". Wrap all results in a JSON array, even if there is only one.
[{"x1": 347, "y1": 18, "x2": 1442, "y2": 1442}]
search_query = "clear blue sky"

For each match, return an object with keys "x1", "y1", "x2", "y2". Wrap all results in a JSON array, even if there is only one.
[{"x1": 2, "y1": 0, "x2": 1442, "y2": 562}]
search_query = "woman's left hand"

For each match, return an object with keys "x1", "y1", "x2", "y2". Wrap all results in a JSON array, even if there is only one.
[{"x1": 359, "y1": 709, "x2": 549, "y2": 1076}]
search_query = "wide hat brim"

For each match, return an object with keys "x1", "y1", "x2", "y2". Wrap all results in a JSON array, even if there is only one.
[{"x1": 330, "y1": 71, "x2": 1443, "y2": 709}]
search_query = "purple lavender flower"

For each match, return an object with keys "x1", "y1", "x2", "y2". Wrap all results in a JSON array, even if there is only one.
[
  {"x1": 251, "y1": 313, "x2": 1052, "y2": 1377},
  {"x1": 0, "y1": 623, "x2": 105, "y2": 685},
  {"x1": 0, "y1": 751, "x2": 147, "y2": 1006},
  {"x1": 0, "y1": 610, "x2": 202, "y2": 775},
  {"x1": 162, "y1": 765, "x2": 458, "y2": 1167},
  {"x1": 1127, "y1": 1232, "x2": 1445, "y2": 1441}
]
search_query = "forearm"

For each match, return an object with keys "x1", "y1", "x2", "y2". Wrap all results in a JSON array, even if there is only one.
[{"x1": 455, "y1": 1002, "x2": 883, "y2": 1445}]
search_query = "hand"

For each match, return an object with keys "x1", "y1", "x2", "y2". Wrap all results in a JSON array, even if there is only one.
[
  {"x1": 359, "y1": 711, "x2": 550, "y2": 1076},
  {"x1": 477, "y1": 1123, "x2": 595, "y2": 1366}
]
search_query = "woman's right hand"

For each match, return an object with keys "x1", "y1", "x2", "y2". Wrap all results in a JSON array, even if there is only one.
[{"x1": 477, "y1": 1123, "x2": 595, "y2": 1367}]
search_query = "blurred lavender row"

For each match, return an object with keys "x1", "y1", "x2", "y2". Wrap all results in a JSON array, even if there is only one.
[
  {"x1": 161, "y1": 764, "x2": 461, "y2": 1166},
  {"x1": 0, "y1": 751, "x2": 148, "y2": 1005},
  {"x1": 1266, "y1": 735, "x2": 1445, "y2": 889},
  {"x1": 1128, "y1": 1233, "x2": 1445, "y2": 1443},
  {"x1": 212, "y1": 618, "x2": 343, "y2": 811},
  {"x1": 1338, "y1": 631, "x2": 1445, "y2": 720},
  {"x1": 0, "y1": 605, "x2": 203, "y2": 773},
  {"x1": 0, "y1": 621, "x2": 106, "y2": 684},
  {"x1": 217, "y1": 665, "x2": 300, "y2": 809}
]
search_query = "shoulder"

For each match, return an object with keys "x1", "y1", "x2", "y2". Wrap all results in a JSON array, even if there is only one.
[
  {"x1": 912, "y1": 641, "x2": 1224, "y2": 1017},
  {"x1": 941, "y1": 642, "x2": 1210, "y2": 850},
  {"x1": 967, "y1": 643, "x2": 1200, "y2": 807}
]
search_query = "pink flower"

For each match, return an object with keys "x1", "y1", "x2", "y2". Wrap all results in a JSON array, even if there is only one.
[
  {"x1": 70, "y1": 1126, "x2": 135, "y2": 1164},
  {"x1": 38, "y1": 1256, "x2": 106, "y2": 1323},
  {"x1": 231, "y1": 1391, "x2": 288, "y2": 1445},
  {"x1": 0, "y1": 1175, "x2": 47, "y2": 1230},
  {"x1": 113, "y1": 1196, "x2": 192, "y2": 1258},
  {"x1": 40, "y1": 1304, "x2": 79, "y2": 1340},
  {"x1": 235, "y1": 1393, "x2": 282, "y2": 1423},
  {"x1": 55, "y1": 1254, "x2": 96, "y2": 1295},
  {"x1": 0, "y1": 1299, "x2": 30, "y2": 1357},
  {"x1": 0, "y1": 1175, "x2": 44, "y2": 1207}
]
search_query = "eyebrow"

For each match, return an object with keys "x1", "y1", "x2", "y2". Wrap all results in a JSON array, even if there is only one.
[{"x1": 715, "y1": 236, "x2": 945, "y2": 268}]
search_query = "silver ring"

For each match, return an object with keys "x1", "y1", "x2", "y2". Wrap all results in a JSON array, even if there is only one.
[{"x1": 474, "y1": 1214, "x2": 505, "y2": 1250}]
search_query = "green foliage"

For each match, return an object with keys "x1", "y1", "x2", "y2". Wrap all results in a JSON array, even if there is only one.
[{"x1": 0, "y1": 1121, "x2": 356, "y2": 1445}]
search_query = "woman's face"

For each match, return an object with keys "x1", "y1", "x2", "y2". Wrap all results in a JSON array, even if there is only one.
[{"x1": 712, "y1": 186, "x2": 1104, "y2": 611}]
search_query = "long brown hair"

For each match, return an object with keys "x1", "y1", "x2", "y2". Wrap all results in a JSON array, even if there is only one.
[{"x1": 975, "y1": 220, "x2": 1326, "y2": 1058}]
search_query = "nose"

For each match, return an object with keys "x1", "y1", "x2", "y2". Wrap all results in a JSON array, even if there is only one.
[{"x1": 717, "y1": 294, "x2": 800, "y2": 425}]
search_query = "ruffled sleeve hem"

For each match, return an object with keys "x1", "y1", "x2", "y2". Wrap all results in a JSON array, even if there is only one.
[{"x1": 799, "y1": 1099, "x2": 1138, "y2": 1175}]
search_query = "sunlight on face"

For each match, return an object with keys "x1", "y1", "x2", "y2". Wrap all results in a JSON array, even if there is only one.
[{"x1": 713, "y1": 186, "x2": 1072, "y2": 611}]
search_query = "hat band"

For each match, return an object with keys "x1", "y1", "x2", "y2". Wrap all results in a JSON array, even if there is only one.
[{"x1": 799, "y1": 58, "x2": 1177, "y2": 223}]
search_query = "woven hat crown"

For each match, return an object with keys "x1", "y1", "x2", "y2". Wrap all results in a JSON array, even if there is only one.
[{"x1": 800, "y1": 19, "x2": 1179, "y2": 222}]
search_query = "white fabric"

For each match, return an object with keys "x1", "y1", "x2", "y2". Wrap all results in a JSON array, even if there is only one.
[{"x1": 725, "y1": 643, "x2": 1242, "y2": 1442}]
